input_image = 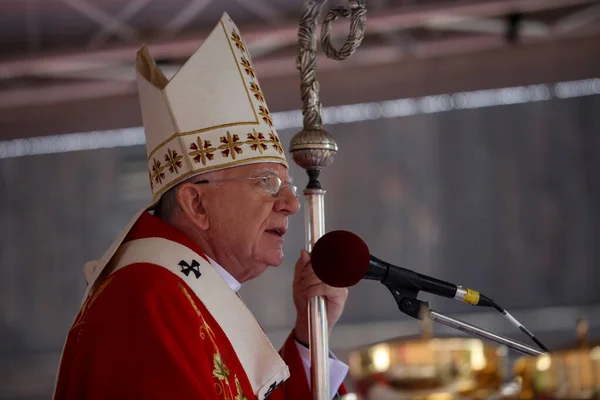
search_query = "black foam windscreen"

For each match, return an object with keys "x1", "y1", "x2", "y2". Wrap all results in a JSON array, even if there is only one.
[{"x1": 311, "y1": 230, "x2": 370, "y2": 288}]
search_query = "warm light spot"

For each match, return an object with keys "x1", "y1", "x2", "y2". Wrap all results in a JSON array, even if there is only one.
[
  {"x1": 370, "y1": 343, "x2": 391, "y2": 372},
  {"x1": 536, "y1": 355, "x2": 551, "y2": 371}
]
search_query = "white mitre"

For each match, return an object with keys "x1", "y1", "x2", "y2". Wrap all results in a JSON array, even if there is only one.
[
  {"x1": 137, "y1": 12, "x2": 288, "y2": 205},
  {"x1": 83, "y1": 12, "x2": 289, "y2": 289}
]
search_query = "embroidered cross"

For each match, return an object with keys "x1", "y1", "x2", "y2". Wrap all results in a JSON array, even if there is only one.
[
  {"x1": 240, "y1": 56, "x2": 255, "y2": 79},
  {"x1": 245, "y1": 130, "x2": 269, "y2": 154},
  {"x1": 189, "y1": 137, "x2": 216, "y2": 166},
  {"x1": 264, "y1": 380, "x2": 283, "y2": 398},
  {"x1": 249, "y1": 82, "x2": 264, "y2": 103},
  {"x1": 231, "y1": 30, "x2": 246, "y2": 53},
  {"x1": 179, "y1": 260, "x2": 201, "y2": 279},
  {"x1": 259, "y1": 105, "x2": 273, "y2": 127},
  {"x1": 268, "y1": 132, "x2": 283, "y2": 154},
  {"x1": 164, "y1": 148, "x2": 183, "y2": 174},
  {"x1": 219, "y1": 132, "x2": 243, "y2": 160},
  {"x1": 151, "y1": 158, "x2": 165, "y2": 184}
]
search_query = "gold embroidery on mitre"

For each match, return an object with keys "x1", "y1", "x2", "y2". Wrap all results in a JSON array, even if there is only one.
[
  {"x1": 151, "y1": 158, "x2": 166, "y2": 184},
  {"x1": 269, "y1": 132, "x2": 284, "y2": 154},
  {"x1": 218, "y1": 132, "x2": 243, "y2": 160},
  {"x1": 239, "y1": 56, "x2": 255, "y2": 79},
  {"x1": 230, "y1": 30, "x2": 246, "y2": 53},
  {"x1": 258, "y1": 105, "x2": 273, "y2": 127},
  {"x1": 249, "y1": 82, "x2": 265, "y2": 103},
  {"x1": 140, "y1": 17, "x2": 289, "y2": 204},
  {"x1": 189, "y1": 137, "x2": 216, "y2": 166},
  {"x1": 245, "y1": 130, "x2": 269, "y2": 154},
  {"x1": 145, "y1": 20, "x2": 260, "y2": 162},
  {"x1": 164, "y1": 148, "x2": 183, "y2": 174},
  {"x1": 152, "y1": 155, "x2": 288, "y2": 200}
]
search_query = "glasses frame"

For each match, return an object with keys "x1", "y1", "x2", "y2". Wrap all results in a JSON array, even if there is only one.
[{"x1": 194, "y1": 175, "x2": 298, "y2": 199}]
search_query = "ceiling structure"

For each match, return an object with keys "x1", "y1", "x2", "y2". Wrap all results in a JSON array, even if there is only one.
[{"x1": 0, "y1": 0, "x2": 599, "y2": 139}]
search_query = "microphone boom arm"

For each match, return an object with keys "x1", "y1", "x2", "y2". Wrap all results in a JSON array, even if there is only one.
[{"x1": 385, "y1": 284, "x2": 546, "y2": 357}]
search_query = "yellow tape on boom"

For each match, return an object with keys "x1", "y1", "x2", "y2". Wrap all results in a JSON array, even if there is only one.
[{"x1": 463, "y1": 288, "x2": 480, "y2": 305}]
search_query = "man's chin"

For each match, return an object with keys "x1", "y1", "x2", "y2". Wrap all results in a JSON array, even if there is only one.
[{"x1": 263, "y1": 251, "x2": 284, "y2": 268}]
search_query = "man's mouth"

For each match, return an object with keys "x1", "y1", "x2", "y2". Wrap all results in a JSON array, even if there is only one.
[{"x1": 266, "y1": 228, "x2": 285, "y2": 237}]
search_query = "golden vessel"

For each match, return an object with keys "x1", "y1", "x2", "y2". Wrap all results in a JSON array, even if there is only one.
[
  {"x1": 511, "y1": 320, "x2": 600, "y2": 399},
  {"x1": 348, "y1": 321, "x2": 509, "y2": 399}
]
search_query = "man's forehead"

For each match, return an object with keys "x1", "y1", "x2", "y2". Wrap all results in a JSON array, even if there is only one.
[
  {"x1": 226, "y1": 163, "x2": 293, "y2": 181},
  {"x1": 247, "y1": 165, "x2": 293, "y2": 182}
]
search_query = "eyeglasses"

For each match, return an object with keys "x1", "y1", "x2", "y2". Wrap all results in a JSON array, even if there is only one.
[{"x1": 194, "y1": 175, "x2": 298, "y2": 199}]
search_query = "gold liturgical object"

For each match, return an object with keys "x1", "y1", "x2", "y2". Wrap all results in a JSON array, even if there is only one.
[
  {"x1": 348, "y1": 319, "x2": 509, "y2": 399},
  {"x1": 511, "y1": 319, "x2": 600, "y2": 399}
]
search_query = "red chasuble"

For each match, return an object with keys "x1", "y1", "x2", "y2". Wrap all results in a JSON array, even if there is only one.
[{"x1": 55, "y1": 213, "x2": 329, "y2": 399}]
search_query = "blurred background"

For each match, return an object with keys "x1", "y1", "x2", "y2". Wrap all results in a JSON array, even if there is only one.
[{"x1": 1, "y1": 0, "x2": 599, "y2": 399}]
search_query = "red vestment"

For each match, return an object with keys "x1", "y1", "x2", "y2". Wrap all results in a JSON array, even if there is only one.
[{"x1": 55, "y1": 213, "x2": 341, "y2": 399}]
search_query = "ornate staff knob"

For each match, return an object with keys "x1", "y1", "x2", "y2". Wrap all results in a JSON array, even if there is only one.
[{"x1": 289, "y1": 127, "x2": 338, "y2": 189}]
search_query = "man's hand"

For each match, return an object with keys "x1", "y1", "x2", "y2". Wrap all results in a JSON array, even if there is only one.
[{"x1": 293, "y1": 249, "x2": 348, "y2": 345}]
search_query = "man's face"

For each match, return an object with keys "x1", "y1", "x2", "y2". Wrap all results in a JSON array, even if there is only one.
[{"x1": 202, "y1": 162, "x2": 300, "y2": 282}]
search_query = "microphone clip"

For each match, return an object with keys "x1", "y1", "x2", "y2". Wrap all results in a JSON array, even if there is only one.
[{"x1": 383, "y1": 282, "x2": 430, "y2": 321}]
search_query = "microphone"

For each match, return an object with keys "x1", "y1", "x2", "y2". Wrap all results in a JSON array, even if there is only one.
[{"x1": 311, "y1": 230, "x2": 494, "y2": 308}]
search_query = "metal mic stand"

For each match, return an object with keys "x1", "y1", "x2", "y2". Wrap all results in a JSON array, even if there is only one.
[{"x1": 385, "y1": 284, "x2": 547, "y2": 356}]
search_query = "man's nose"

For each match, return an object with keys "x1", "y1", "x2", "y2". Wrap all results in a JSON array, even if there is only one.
[{"x1": 275, "y1": 187, "x2": 300, "y2": 215}]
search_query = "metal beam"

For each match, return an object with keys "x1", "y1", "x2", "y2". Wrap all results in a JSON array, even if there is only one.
[
  {"x1": 425, "y1": 17, "x2": 549, "y2": 37},
  {"x1": 61, "y1": 0, "x2": 139, "y2": 42},
  {"x1": 232, "y1": 0, "x2": 287, "y2": 27},
  {"x1": 161, "y1": 0, "x2": 215, "y2": 38},
  {"x1": 554, "y1": 2, "x2": 600, "y2": 33},
  {"x1": 1, "y1": 0, "x2": 594, "y2": 81},
  {"x1": 87, "y1": 0, "x2": 151, "y2": 48},
  {"x1": 3, "y1": 29, "x2": 600, "y2": 110}
]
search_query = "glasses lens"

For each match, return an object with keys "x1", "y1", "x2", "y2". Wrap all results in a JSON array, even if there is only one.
[
  {"x1": 289, "y1": 185, "x2": 298, "y2": 197},
  {"x1": 264, "y1": 175, "x2": 282, "y2": 197}
]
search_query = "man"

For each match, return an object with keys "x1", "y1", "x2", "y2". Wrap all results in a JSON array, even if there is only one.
[{"x1": 54, "y1": 12, "x2": 349, "y2": 400}]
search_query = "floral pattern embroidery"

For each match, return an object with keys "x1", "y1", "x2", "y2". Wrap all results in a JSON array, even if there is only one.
[
  {"x1": 269, "y1": 132, "x2": 284, "y2": 154},
  {"x1": 151, "y1": 158, "x2": 165, "y2": 184},
  {"x1": 164, "y1": 148, "x2": 183, "y2": 174},
  {"x1": 245, "y1": 130, "x2": 269, "y2": 153},
  {"x1": 179, "y1": 284, "x2": 248, "y2": 400},
  {"x1": 71, "y1": 277, "x2": 114, "y2": 334},
  {"x1": 213, "y1": 352, "x2": 230, "y2": 381},
  {"x1": 239, "y1": 56, "x2": 255, "y2": 79},
  {"x1": 249, "y1": 82, "x2": 264, "y2": 103},
  {"x1": 230, "y1": 30, "x2": 246, "y2": 53},
  {"x1": 234, "y1": 376, "x2": 248, "y2": 400},
  {"x1": 189, "y1": 137, "x2": 216, "y2": 166},
  {"x1": 259, "y1": 105, "x2": 273, "y2": 127},
  {"x1": 219, "y1": 132, "x2": 243, "y2": 160}
]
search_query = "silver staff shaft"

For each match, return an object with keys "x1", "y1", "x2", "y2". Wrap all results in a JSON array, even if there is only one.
[
  {"x1": 291, "y1": 1, "x2": 367, "y2": 398},
  {"x1": 304, "y1": 190, "x2": 329, "y2": 399},
  {"x1": 428, "y1": 310, "x2": 546, "y2": 356}
]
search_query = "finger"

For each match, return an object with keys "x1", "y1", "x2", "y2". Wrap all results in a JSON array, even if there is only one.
[
  {"x1": 294, "y1": 249, "x2": 310, "y2": 281},
  {"x1": 302, "y1": 284, "x2": 347, "y2": 300},
  {"x1": 299, "y1": 267, "x2": 324, "y2": 290}
]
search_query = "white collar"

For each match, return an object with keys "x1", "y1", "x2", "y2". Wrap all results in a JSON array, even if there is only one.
[{"x1": 205, "y1": 255, "x2": 242, "y2": 294}]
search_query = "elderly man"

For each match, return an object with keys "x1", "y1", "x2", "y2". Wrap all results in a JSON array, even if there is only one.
[{"x1": 54, "y1": 12, "x2": 348, "y2": 400}]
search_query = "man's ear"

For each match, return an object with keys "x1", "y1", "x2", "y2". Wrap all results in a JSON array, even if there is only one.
[{"x1": 176, "y1": 183, "x2": 210, "y2": 231}]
